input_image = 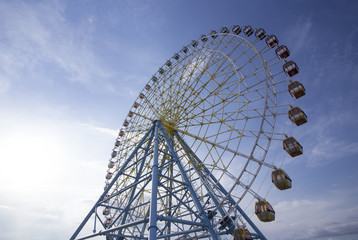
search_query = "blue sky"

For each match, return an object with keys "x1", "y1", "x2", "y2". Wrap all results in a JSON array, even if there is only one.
[{"x1": 0, "y1": 0, "x2": 358, "y2": 239}]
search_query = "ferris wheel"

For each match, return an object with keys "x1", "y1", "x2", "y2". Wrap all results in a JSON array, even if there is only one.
[{"x1": 71, "y1": 25, "x2": 307, "y2": 240}]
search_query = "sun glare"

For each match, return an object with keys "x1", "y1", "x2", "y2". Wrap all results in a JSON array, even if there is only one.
[{"x1": 0, "y1": 125, "x2": 65, "y2": 195}]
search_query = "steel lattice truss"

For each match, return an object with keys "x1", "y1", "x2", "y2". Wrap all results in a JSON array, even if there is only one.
[{"x1": 71, "y1": 121, "x2": 266, "y2": 240}]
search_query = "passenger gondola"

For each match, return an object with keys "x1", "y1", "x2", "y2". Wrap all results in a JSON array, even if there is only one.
[
  {"x1": 255, "y1": 200, "x2": 275, "y2": 222},
  {"x1": 173, "y1": 53, "x2": 180, "y2": 60},
  {"x1": 283, "y1": 60, "x2": 299, "y2": 77},
  {"x1": 210, "y1": 30, "x2": 218, "y2": 39},
  {"x1": 266, "y1": 34, "x2": 279, "y2": 48},
  {"x1": 191, "y1": 40, "x2": 198, "y2": 48},
  {"x1": 108, "y1": 161, "x2": 115, "y2": 169},
  {"x1": 103, "y1": 208, "x2": 110, "y2": 216},
  {"x1": 288, "y1": 81, "x2": 306, "y2": 99},
  {"x1": 234, "y1": 228, "x2": 253, "y2": 240},
  {"x1": 283, "y1": 137, "x2": 303, "y2": 157},
  {"x1": 272, "y1": 169, "x2": 292, "y2": 190},
  {"x1": 220, "y1": 26, "x2": 229, "y2": 34},
  {"x1": 106, "y1": 172, "x2": 113, "y2": 180},
  {"x1": 288, "y1": 107, "x2": 307, "y2": 126},
  {"x1": 201, "y1": 34, "x2": 208, "y2": 42},
  {"x1": 232, "y1": 25, "x2": 241, "y2": 35},
  {"x1": 275, "y1": 45, "x2": 290, "y2": 59},
  {"x1": 243, "y1": 25, "x2": 253, "y2": 36},
  {"x1": 255, "y1": 28, "x2": 266, "y2": 40}
]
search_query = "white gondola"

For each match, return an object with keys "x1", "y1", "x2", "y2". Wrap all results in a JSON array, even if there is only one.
[
  {"x1": 288, "y1": 81, "x2": 306, "y2": 99},
  {"x1": 255, "y1": 28, "x2": 266, "y2": 40},
  {"x1": 115, "y1": 140, "x2": 120, "y2": 147},
  {"x1": 128, "y1": 111, "x2": 133, "y2": 118},
  {"x1": 283, "y1": 137, "x2": 303, "y2": 157},
  {"x1": 106, "y1": 172, "x2": 113, "y2": 180},
  {"x1": 182, "y1": 46, "x2": 189, "y2": 53},
  {"x1": 133, "y1": 102, "x2": 139, "y2": 108},
  {"x1": 191, "y1": 40, "x2": 198, "y2": 48},
  {"x1": 173, "y1": 53, "x2": 180, "y2": 60},
  {"x1": 283, "y1": 60, "x2": 299, "y2": 77},
  {"x1": 210, "y1": 30, "x2": 218, "y2": 39},
  {"x1": 220, "y1": 26, "x2": 229, "y2": 34},
  {"x1": 232, "y1": 25, "x2": 241, "y2": 35},
  {"x1": 158, "y1": 68, "x2": 165, "y2": 74},
  {"x1": 288, "y1": 107, "x2": 307, "y2": 126},
  {"x1": 111, "y1": 151, "x2": 117, "y2": 158},
  {"x1": 266, "y1": 34, "x2": 279, "y2": 48},
  {"x1": 119, "y1": 130, "x2": 125, "y2": 137},
  {"x1": 200, "y1": 34, "x2": 208, "y2": 42},
  {"x1": 151, "y1": 76, "x2": 158, "y2": 82},
  {"x1": 166, "y1": 60, "x2": 172, "y2": 67},
  {"x1": 108, "y1": 161, "x2": 115, "y2": 168},
  {"x1": 105, "y1": 218, "x2": 112, "y2": 227},
  {"x1": 243, "y1": 25, "x2": 253, "y2": 36},
  {"x1": 145, "y1": 84, "x2": 151, "y2": 91},
  {"x1": 275, "y1": 45, "x2": 290, "y2": 59},
  {"x1": 103, "y1": 208, "x2": 110, "y2": 215}
]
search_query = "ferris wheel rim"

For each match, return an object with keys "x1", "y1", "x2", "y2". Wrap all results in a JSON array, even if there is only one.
[{"x1": 105, "y1": 26, "x2": 294, "y2": 234}]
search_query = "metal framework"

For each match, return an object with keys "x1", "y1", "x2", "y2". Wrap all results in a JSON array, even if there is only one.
[
  {"x1": 71, "y1": 120, "x2": 266, "y2": 240},
  {"x1": 71, "y1": 25, "x2": 306, "y2": 240}
]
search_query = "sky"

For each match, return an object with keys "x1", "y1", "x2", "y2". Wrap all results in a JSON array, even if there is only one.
[{"x1": 0, "y1": 0, "x2": 358, "y2": 239}]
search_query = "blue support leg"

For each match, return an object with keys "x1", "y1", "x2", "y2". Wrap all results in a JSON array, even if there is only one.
[{"x1": 148, "y1": 121, "x2": 160, "y2": 239}]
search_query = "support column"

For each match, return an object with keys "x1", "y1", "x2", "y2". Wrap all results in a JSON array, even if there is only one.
[{"x1": 148, "y1": 121, "x2": 160, "y2": 240}]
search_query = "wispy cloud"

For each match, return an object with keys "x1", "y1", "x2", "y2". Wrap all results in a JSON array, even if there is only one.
[
  {"x1": 286, "y1": 16, "x2": 313, "y2": 54},
  {"x1": 299, "y1": 109, "x2": 358, "y2": 167},
  {"x1": 81, "y1": 122, "x2": 119, "y2": 137},
  {"x1": 310, "y1": 138, "x2": 358, "y2": 166},
  {"x1": 0, "y1": 205, "x2": 13, "y2": 211},
  {"x1": 261, "y1": 189, "x2": 358, "y2": 240},
  {"x1": 0, "y1": 1, "x2": 115, "y2": 93}
]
